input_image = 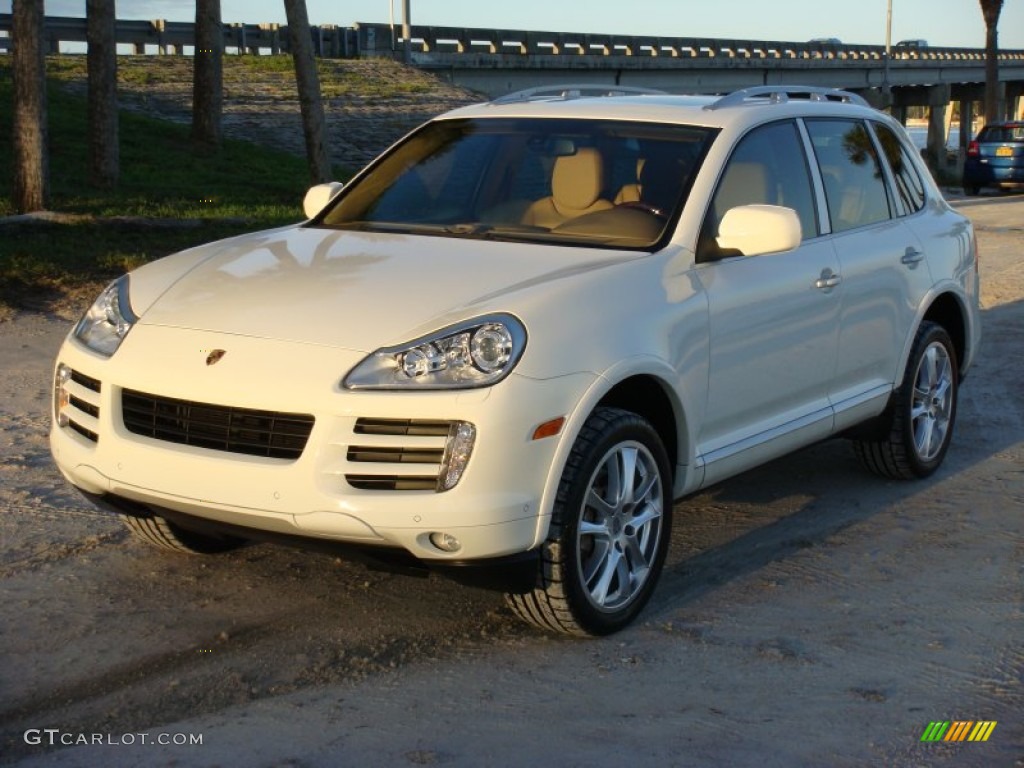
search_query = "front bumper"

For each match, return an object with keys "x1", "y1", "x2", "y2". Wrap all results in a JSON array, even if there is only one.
[{"x1": 50, "y1": 324, "x2": 596, "y2": 563}]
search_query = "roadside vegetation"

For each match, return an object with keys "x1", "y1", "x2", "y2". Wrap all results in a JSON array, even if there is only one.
[{"x1": 0, "y1": 62, "x2": 328, "y2": 317}]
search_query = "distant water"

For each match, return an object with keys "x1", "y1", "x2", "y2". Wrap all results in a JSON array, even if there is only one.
[{"x1": 906, "y1": 124, "x2": 970, "y2": 152}]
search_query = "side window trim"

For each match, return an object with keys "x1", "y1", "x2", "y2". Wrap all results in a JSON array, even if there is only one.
[{"x1": 795, "y1": 118, "x2": 833, "y2": 236}]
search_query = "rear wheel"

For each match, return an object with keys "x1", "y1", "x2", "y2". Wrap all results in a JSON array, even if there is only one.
[
  {"x1": 123, "y1": 513, "x2": 245, "y2": 554},
  {"x1": 963, "y1": 183, "x2": 981, "y2": 196},
  {"x1": 506, "y1": 407, "x2": 672, "y2": 635},
  {"x1": 853, "y1": 322, "x2": 958, "y2": 480}
]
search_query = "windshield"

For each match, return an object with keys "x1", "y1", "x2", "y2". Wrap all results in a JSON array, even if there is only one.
[{"x1": 318, "y1": 117, "x2": 716, "y2": 249}]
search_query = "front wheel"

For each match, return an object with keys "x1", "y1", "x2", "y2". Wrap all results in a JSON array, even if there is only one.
[
  {"x1": 853, "y1": 322, "x2": 959, "y2": 480},
  {"x1": 506, "y1": 407, "x2": 672, "y2": 635}
]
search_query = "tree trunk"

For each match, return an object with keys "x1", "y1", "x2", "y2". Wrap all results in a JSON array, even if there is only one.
[
  {"x1": 87, "y1": 0, "x2": 118, "y2": 188},
  {"x1": 980, "y1": 0, "x2": 1003, "y2": 123},
  {"x1": 283, "y1": 0, "x2": 332, "y2": 184},
  {"x1": 192, "y1": 0, "x2": 223, "y2": 148},
  {"x1": 11, "y1": 0, "x2": 49, "y2": 213}
]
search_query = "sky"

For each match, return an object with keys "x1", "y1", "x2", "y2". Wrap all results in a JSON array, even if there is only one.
[{"x1": 18, "y1": 0, "x2": 1024, "y2": 50}]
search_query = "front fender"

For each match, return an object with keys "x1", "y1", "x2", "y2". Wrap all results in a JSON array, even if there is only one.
[{"x1": 532, "y1": 354, "x2": 703, "y2": 547}]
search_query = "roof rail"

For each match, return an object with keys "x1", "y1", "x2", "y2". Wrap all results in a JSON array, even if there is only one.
[
  {"x1": 490, "y1": 84, "x2": 667, "y2": 105},
  {"x1": 705, "y1": 86, "x2": 870, "y2": 110}
]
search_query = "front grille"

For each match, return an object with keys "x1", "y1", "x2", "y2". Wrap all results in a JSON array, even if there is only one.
[
  {"x1": 344, "y1": 418, "x2": 462, "y2": 491},
  {"x1": 121, "y1": 389, "x2": 314, "y2": 460}
]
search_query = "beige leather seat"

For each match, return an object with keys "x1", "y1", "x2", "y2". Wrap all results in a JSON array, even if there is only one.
[{"x1": 522, "y1": 148, "x2": 613, "y2": 228}]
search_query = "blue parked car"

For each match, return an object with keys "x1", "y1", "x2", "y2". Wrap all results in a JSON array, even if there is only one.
[{"x1": 963, "y1": 121, "x2": 1024, "y2": 195}]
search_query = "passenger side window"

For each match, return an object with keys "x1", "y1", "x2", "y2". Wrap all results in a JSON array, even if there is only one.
[
  {"x1": 698, "y1": 120, "x2": 817, "y2": 262},
  {"x1": 872, "y1": 122, "x2": 927, "y2": 216},
  {"x1": 806, "y1": 119, "x2": 893, "y2": 233}
]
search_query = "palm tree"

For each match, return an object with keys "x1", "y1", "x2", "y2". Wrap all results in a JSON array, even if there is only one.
[
  {"x1": 87, "y1": 0, "x2": 119, "y2": 187},
  {"x1": 192, "y1": 0, "x2": 223, "y2": 147},
  {"x1": 11, "y1": 0, "x2": 48, "y2": 212},
  {"x1": 979, "y1": 0, "x2": 1004, "y2": 123},
  {"x1": 283, "y1": 0, "x2": 332, "y2": 184}
]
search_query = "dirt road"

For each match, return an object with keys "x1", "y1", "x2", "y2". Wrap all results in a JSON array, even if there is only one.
[{"x1": 1, "y1": 193, "x2": 1021, "y2": 767}]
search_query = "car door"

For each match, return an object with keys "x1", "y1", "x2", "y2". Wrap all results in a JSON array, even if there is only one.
[
  {"x1": 694, "y1": 120, "x2": 841, "y2": 486},
  {"x1": 804, "y1": 118, "x2": 936, "y2": 428}
]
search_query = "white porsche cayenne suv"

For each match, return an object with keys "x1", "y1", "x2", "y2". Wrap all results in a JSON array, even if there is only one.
[{"x1": 51, "y1": 86, "x2": 981, "y2": 636}]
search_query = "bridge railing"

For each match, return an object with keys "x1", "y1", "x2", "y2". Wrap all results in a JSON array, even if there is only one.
[
  {"x1": 1, "y1": 14, "x2": 1022, "y2": 65},
  {"x1": 352, "y1": 22, "x2": 1024, "y2": 64}
]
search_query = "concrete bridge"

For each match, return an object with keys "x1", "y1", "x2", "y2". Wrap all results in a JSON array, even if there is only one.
[
  {"x1": 3, "y1": 15, "x2": 1022, "y2": 108},
  {"x1": 350, "y1": 24, "x2": 1024, "y2": 118}
]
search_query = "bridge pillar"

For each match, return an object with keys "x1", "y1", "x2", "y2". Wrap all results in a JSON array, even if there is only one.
[
  {"x1": 923, "y1": 84, "x2": 952, "y2": 175},
  {"x1": 958, "y1": 97, "x2": 975, "y2": 152},
  {"x1": 1009, "y1": 82, "x2": 1024, "y2": 119}
]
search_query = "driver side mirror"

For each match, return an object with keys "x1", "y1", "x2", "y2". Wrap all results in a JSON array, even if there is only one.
[{"x1": 303, "y1": 182, "x2": 345, "y2": 219}]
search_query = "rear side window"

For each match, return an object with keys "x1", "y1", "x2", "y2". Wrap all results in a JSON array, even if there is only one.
[
  {"x1": 806, "y1": 119, "x2": 892, "y2": 233},
  {"x1": 698, "y1": 120, "x2": 817, "y2": 261},
  {"x1": 873, "y1": 122, "x2": 927, "y2": 216}
]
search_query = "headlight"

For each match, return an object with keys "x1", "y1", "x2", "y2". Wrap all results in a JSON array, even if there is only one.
[
  {"x1": 73, "y1": 276, "x2": 138, "y2": 357},
  {"x1": 344, "y1": 314, "x2": 527, "y2": 390}
]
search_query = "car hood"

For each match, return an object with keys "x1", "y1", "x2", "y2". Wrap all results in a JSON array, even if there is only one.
[{"x1": 137, "y1": 225, "x2": 635, "y2": 351}]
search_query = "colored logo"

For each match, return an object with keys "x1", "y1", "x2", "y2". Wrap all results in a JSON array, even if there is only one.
[{"x1": 920, "y1": 721, "x2": 997, "y2": 742}]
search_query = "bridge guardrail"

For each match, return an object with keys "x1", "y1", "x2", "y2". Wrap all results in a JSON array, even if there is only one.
[{"x1": 1, "y1": 14, "x2": 1022, "y2": 65}]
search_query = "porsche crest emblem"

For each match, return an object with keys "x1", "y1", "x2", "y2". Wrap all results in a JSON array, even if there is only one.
[{"x1": 205, "y1": 349, "x2": 227, "y2": 366}]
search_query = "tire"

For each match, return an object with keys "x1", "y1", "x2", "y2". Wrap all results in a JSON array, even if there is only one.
[
  {"x1": 963, "y1": 183, "x2": 981, "y2": 196},
  {"x1": 506, "y1": 407, "x2": 672, "y2": 636},
  {"x1": 853, "y1": 322, "x2": 959, "y2": 480},
  {"x1": 123, "y1": 513, "x2": 245, "y2": 554}
]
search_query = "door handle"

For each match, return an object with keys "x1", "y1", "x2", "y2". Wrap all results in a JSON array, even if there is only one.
[
  {"x1": 815, "y1": 268, "x2": 842, "y2": 291},
  {"x1": 901, "y1": 247, "x2": 925, "y2": 267}
]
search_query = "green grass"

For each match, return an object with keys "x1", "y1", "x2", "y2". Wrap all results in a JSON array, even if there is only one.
[{"x1": 0, "y1": 64, "x2": 334, "y2": 315}]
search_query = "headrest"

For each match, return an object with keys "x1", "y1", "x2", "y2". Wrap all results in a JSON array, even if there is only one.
[
  {"x1": 552, "y1": 148, "x2": 604, "y2": 211},
  {"x1": 639, "y1": 156, "x2": 684, "y2": 214}
]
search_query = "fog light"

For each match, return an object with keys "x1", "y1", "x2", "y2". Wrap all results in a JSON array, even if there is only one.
[
  {"x1": 438, "y1": 421, "x2": 476, "y2": 491},
  {"x1": 54, "y1": 364, "x2": 72, "y2": 428},
  {"x1": 429, "y1": 532, "x2": 462, "y2": 553}
]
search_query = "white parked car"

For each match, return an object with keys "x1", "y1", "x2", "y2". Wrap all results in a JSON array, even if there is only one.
[{"x1": 51, "y1": 85, "x2": 981, "y2": 635}]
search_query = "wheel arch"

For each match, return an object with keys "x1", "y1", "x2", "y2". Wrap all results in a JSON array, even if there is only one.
[
  {"x1": 920, "y1": 290, "x2": 970, "y2": 379},
  {"x1": 595, "y1": 374, "x2": 682, "y2": 482},
  {"x1": 895, "y1": 289, "x2": 973, "y2": 388}
]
